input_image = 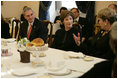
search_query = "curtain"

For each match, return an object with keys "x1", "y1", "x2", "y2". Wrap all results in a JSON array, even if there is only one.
[
  {"x1": 76, "y1": 1, "x2": 95, "y2": 36},
  {"x1": 75, "y1": 1, "x2": 89, "y2": 13},
  {"x1": 39, "y1": 1, "x2": 52, "y2": 20}
]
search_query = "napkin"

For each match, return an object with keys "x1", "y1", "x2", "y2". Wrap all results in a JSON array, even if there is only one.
[{"x1": 64, "y1": 51, "x2": 85, "y2": 59}]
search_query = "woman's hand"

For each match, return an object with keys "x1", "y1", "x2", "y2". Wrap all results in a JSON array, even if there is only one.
[{"x1": 73, "y1": 33, "x2": 81, "y2": 46}]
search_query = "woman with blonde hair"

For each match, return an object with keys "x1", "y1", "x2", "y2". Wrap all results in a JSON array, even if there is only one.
[
  {"x1": 73, "y1": 8, "x2": 116, "y2": 60},
  {"x1": 78, "y1": 8, "x2": 116, "y2": 78}
]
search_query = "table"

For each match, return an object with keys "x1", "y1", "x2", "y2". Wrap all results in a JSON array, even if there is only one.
[{"x1": 1, "y1": 39, "x2": 106, "y2": 78}]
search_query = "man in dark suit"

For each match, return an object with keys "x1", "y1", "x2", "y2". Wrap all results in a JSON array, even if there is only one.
[
  {"x1": 54, "y1": 7, "x2": 67, "y2": 23},
  {"x1": 54, "y1": 7, "x2": 67, "y2": 29},
  {"x1": 19, "y1": 7, "x2": 48, "y2": 43},
  {"x1": 71, "y1": 8, "x2": 93, "y2": 42}
]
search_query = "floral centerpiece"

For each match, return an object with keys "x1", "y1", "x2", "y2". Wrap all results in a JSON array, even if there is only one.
[{"x1": 17, "y1": 37, "x2": 48, "y2": 64}]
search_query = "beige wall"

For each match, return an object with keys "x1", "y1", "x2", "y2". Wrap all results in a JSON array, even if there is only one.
[
  {"x1": 95, "y1": 1, "x2": 117, "y2": 15},
  {"x1": 1, "y1": 1, "x2": 117, "y2": 20},
  {"x1": 1, "y1": 1, "x2": 39, "y2": 19}
]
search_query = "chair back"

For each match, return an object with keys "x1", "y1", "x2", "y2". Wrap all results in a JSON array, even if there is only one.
[
  {"x1": 11, "y1": 19, "x2": 21, "y2": 40},
  {"x1": 43, "y1": 20, "x2": 53, "y2": 47}
]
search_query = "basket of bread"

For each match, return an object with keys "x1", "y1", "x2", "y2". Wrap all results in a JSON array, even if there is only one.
[
  {"x1": 17, "y1": 38, "x2": 48, "y2": 63},
  {"x1": 26, "y1": 38, "x2": 48, "y2": 51}
]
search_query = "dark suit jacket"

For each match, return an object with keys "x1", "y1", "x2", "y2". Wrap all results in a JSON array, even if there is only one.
[
  {"x1": 54, "y1": 16, "x2": 60, "y2": 23},
  {"x1": 19, "y1": 18, "x2": 48, "y2": 43},
  {"x1": 78, "y1": 17, "x2": 93, "y2": 40},
  {"x1": 79, "y1": 30, "x2": 115, "y2": 61},
  {"x1": 1, "y1": 22, "x2": 11, "y2": 39},
  {"x1": 80, "y1": 60, "x2": 112, "y2": 78},
  {"x1": 51, "y1": 26, "x2": 80, "y2": 51}
]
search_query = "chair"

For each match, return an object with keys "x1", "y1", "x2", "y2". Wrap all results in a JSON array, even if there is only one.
[
  {"x1": 11, "y1": 19, "x2": 21, "y2": 40},
  {"x1": 42, "y1": 20, "x2": 54, "y2": 47}
]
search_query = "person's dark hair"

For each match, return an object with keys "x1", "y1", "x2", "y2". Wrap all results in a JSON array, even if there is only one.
[
  {"x1": 59, "y1": 7, "x2": 67, "y2": 13},
  {"x1": 60, "y1": 10, "x2": 74, "y2": 22},
  {"x1": 70, "y1": 8, "x2": 80, "y2": 13},
  {"x1": 23, "y1": 6, "x2": 28, "y2": 10},
  {"x1": 98, "y1": 8, "x2": 116, "y2": 25}
]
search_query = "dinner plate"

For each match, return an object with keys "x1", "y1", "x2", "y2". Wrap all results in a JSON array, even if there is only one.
[
  {"x1": 11, "y1": 67, "x2": 36, "y2": 76},
  {"x1": 47, "y1": 69, "x2": 72, "y2": 76}
]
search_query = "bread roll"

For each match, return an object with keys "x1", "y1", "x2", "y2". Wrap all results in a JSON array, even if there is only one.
[
  {"x1": 26, "y1": 42, "x2": 33, "y2": 47},
  {"x1": 31, "y1": 38, "x2": 44, "y2": 47}
]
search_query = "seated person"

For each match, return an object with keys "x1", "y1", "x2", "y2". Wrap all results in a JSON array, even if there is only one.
[
  {"x1": 54, "y1": 7, "x2": 67, "y2": 28},
  {"x1": 109, "y1": 21, "x2": 117, "y2": 78},
  {"x1": 79, "y1": 60, "x2": 113, "y2": 78},
  {"x1": 71, "y1": 8, "x2": 92, "y2": 42},
  {"x1": 19, "y1": 7, "x2": 48, "y2": 43},
  {"x1": 51, "y1": 10, "x2": 80, "y2": 51},
  {"x1": 20, "y1": 6, "x2": 28, "y2": 22},
  {"x1": 79, "y1": 21, "x2": 117, "y2": 78},
  {"x1": 73, "y1": 8, "x2": 116, "y2": 60},
  {"x1": 1, "y1": 15, "x2": 11, "y2": 39},
  {"x1": 54, "y1": 7, "x2": 67, "y2": 23}
]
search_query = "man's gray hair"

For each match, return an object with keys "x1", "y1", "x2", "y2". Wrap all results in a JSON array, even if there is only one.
[{"x1": 23, "y1": 7, "x2": 33, "y2": 15}]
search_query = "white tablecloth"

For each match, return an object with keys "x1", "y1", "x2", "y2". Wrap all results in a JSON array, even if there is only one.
[{"x1": 1, "y1": 39, "x2": 106, "y2": 78}]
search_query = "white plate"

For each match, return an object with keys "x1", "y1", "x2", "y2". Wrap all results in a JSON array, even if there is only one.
[
  {"x1": 47, "y1": 69, "x2": 72, "y2": 76},
  {"x1": 11, "y1": 67, "x2": 36, "y2": 76}
]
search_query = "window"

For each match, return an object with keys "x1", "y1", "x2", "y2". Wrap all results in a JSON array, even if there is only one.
[
  {"x1": 62, "y1": 1, "x2": 77, "y2": 10},
  {"x1": 62, "y1": 1, "x2": 86, "y2": 17}
]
